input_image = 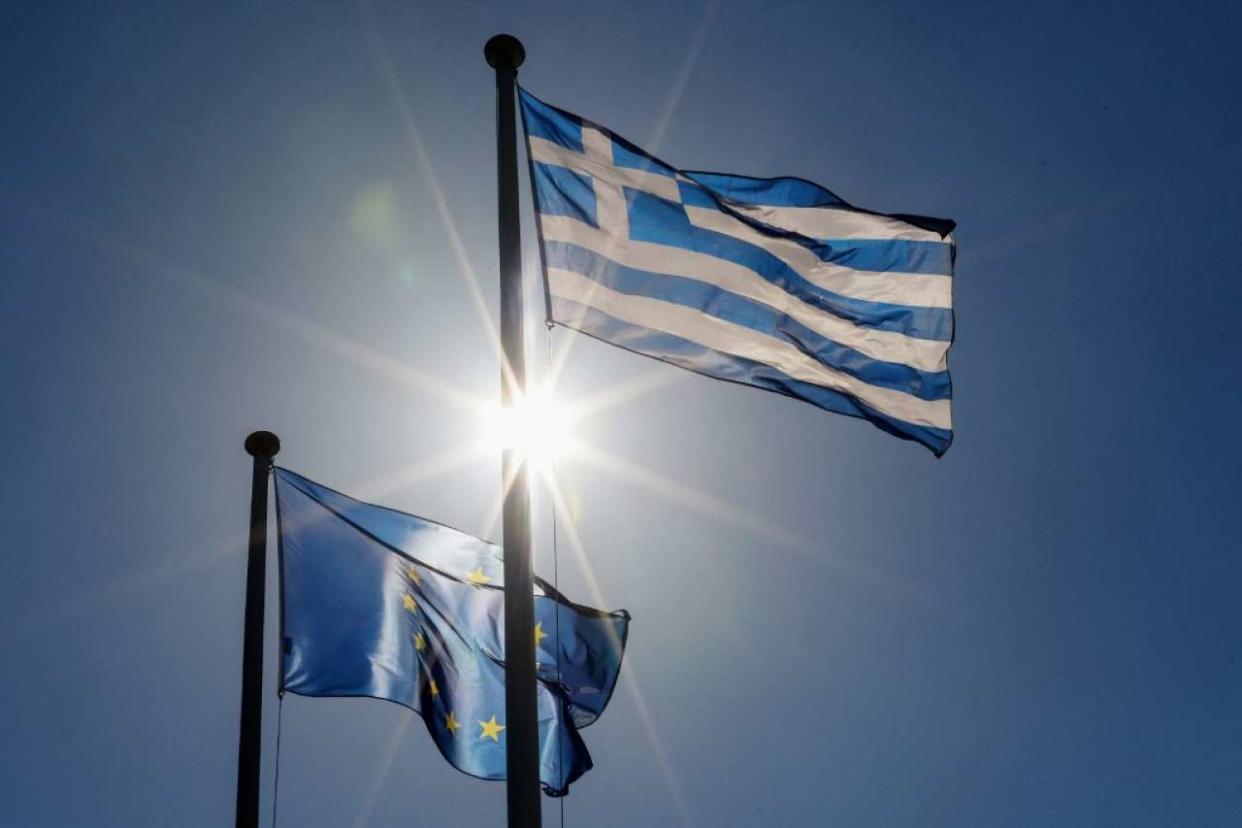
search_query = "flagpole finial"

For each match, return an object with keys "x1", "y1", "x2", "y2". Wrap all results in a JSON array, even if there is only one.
[
  {"x1": 484, "y1": 34, "x2": 525, "y2": 71},
  {"x1": 244, "y1": 430, "x2": 281, "y2": 459}
]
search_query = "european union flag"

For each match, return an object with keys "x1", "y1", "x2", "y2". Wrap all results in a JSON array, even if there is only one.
[{"x1": 274, "y1": 468, "x2": 630, "y2": 796}]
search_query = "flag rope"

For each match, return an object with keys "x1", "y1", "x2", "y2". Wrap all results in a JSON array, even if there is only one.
[
  {"x1": 547, "y1": 327, "x2": 566, "y2": 828},
  {"x1": 270, "y1": 691, "x2": 284, "y2": 827}
]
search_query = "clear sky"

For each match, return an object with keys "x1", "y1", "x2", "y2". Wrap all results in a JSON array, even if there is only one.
[{"x1": 2, "y1": 1, "x2": 1240, "y2": 826}]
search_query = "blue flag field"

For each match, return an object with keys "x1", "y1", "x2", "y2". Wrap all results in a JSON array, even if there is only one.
[{"x1": 275, "y1": 467, "x2": 630, "y2": 796}]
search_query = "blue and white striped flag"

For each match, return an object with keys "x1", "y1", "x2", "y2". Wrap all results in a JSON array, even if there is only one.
[{"x1": 519, "y1": 89, "x2": 956, "y2": 455}]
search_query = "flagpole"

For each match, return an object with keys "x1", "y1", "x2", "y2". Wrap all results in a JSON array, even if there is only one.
[
  {"x1": 485, "y1": 34, "x2": 542, "y2": 828},
  {"x1": 237, "y1": 430, "x2": 280, "y2": 828}
]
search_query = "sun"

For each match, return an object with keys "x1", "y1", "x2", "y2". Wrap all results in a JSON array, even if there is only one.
[{"x1": 480, "y1": 386, "x2": 575, "y2": 467}]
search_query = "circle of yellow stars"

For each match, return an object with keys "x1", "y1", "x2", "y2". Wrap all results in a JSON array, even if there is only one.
[{"x1": 400, "y1": 560, "x2": 516, "y2": 744}]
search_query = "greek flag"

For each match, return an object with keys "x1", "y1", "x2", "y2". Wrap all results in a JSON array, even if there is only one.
[{"x1": 519, "y1": 89, "x2": 956, "y2": 455}]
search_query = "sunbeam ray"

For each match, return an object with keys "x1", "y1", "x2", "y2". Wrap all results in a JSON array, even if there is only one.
[
  {"x1": 346, "y1": 442, "x2": 495, "y2": 506},
  {"x1": 0, "y1": 533, "x2": 241, "y2": 647},
  {"x1": 349, "y1": 712, "x2": 415, "y2": 828},
  {"x1": 361, "y1": 5, "x2": 515, "y2": 394},
  {"x1": 2, "y1": 196, "x2": 485, "y2": 412},
  {"x1": 537, "y1": 469, "x2": 614, "y2": 625},
  {"x1": 475, "y1": 450, "x2": 523, "y2": 541},
  {"x1": 569, "y1": 365, "x2": 687, "y2": 420},
  {"x1": 570, "y1": 437, "x2": 808, "y2": 549},
  {"x1": 0, "y1": 440, "x2": 497, "y2": 654},
  {"x1": 569, "y1": 438, "x2": 950, "y2": 611},
  {"x1": 646, "y1": 0, "x2": 722, "y2": 155},
  {"x1": 617, "y1": 655, "x2": 698, "y2": 828},
  {"x1": 538, "y1": 470, "x2": 696, "y2": 826},
  {"x1": 542, "y1": 1, "x2": 721, "y2": 384}
]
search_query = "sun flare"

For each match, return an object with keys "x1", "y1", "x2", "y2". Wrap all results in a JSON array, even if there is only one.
[{"x1": 480, "y1": 387, "x2": 575, "y2": 466}]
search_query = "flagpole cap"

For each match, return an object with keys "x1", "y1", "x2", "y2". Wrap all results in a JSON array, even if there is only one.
[
  {"x1": 484, "y1": 34, "x2": 525, "y2": 70},
  {"x1": 244, "y1": 430, "x2": 281, "y2": 459}
]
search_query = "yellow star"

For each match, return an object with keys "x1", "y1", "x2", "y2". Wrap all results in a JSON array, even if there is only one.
[
  {"x1": 466, "y1": 566, "x2": 491, "y2": 585},
  {"x1": 402, "y1": 593, "x2": 417, "y2": 612},
  {"x1": 406, "y1": 564, "x2": 422, "y2": 585},
  {"x1": 413, "y1": 631, "x2": 426, "y2": 652},
  {"x1": 534, "y1": 622, "x2": 548, "y2": 647},
  {"x1": 478, "y1": 714, "x2": 505, "y2": 742},
  {"x1": 444, "y1": 712, "x2": 460, "y2": 735},
  {"x1": 429, "y1": 678, "x2": 439, "y2": 697}
]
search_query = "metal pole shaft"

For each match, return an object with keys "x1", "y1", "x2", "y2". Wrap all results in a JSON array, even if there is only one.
[
  {"x1": 484, "y1": 34, "x2": 541, "y2": 828},
  {"x1": 237, "y1": 431, "x2": 280, "y2": 828}
]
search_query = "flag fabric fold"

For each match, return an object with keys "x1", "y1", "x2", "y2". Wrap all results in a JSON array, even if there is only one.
[
  {"x1": 274, "y1": 467, "x2": 630, "y2": 796},
  {"x1": 519, "y1": 87, "x2": 956, "y2": 455}
]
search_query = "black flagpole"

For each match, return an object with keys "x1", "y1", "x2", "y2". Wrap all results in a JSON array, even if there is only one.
[
  {"x1": 484, "y1": 34, "x2": 542, "y2": 828},
  {"x1": 237, "y1": 430, "x2": 280, "y2": 828}
]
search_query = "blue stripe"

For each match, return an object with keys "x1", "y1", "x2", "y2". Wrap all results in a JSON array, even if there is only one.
[
  {"x1": 612, "y1": 140, "x2": 677, "y2": 178},
  {"x1": 801, "y1": 236, "x2": 953, "y2": 275},
  {"x1": 677, "y1": 182, "x2": 953, "y2": 275},
  {"x1": 532, "y1": 162, "x2": 597, "y2": 228},
  {"x1": 546, "y1": 241, "x2": 951, "y2": 401},
  {"x1": 626, "y1": 191, "x2": 954, "y2": 341},
  {"x1": 678, "y1": 180, "x2": 723, "y2": 209},
  {"x1": 685, "y1": 172, "x2": 846, "y2": 207},
  {"x1": 551, "y1": 296, "x2": 952, "y2": 455},
  {"x1": 519, "y1": 88, "x2": 583, "y2": 153}
]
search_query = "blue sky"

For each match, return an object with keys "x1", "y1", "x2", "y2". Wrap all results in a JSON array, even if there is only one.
[{"x1": 2, "y1": 1, "x2": 1240, "y2": 825}]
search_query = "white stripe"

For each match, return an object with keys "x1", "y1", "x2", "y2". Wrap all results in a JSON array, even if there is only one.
[
  {"x1": 728, "y1": 201, "x2": 946, "y2": 242},
  {"x1": 530, "y1": 135, "x2": 950, "y2": 308},
  {"x1": 540, "y1": 215, "x2": 949, "y2": 373},
  {"x1": 580, "y1": 126, "x2": 613, "y2": 164},
  {"x1": 549, "y1": 267, "x2": 951, "y2": 430},
  {"x1": 683, "y1": 206, "x2": 952, "y2": 308},
  {"x1": 528, "y1": 136, "x2": 682, "y2": 202},
  {"x1": 580, "y1": 126, "x2": 630, "y2": 241}
]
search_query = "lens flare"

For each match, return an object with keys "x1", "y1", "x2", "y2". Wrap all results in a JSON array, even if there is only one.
[{"x1": 480, "y1": 388, "x2": 575, "y2": 467}]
